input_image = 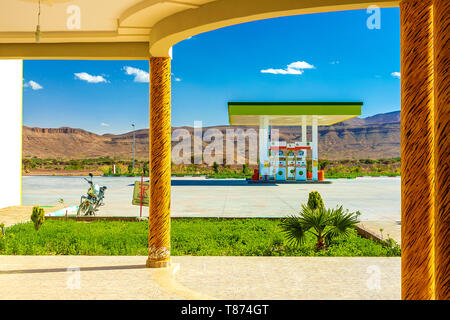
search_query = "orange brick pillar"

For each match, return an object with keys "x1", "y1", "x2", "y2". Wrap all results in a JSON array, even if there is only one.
[
  {"x1": 433, "y1": 0, "x2": 449, "y2": 300},
  {"x1": 146, "y1": 57, "x2": 171, "y2": 268},
  {"x1": 400, "y1": 0, "x2": 435, "y2": 299}
]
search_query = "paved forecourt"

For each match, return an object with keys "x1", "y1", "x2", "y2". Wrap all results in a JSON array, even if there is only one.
[
  {"x1": 0, "y1": 256, "x2": 400, "y2": 300},
  {"x1": 22, "y1": 176, "x2": 401, "y2": 221}
]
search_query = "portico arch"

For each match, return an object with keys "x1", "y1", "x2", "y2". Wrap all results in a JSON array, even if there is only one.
[
  {"x1": 148, "y1": 0, "x2": 398, "y2": 56},
  {"x1": 0, "y1": 0, "x2": 447, "y2": 300}
]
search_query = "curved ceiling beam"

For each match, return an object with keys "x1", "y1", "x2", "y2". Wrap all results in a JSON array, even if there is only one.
[
  {"x1": 149, "y1": 0, "x2": 398, "y2": 56},
  {"x1": 119, "y1": 0, "x2": 200, "y2": 27}
]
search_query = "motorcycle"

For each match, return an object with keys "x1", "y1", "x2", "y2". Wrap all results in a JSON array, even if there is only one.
[{"x1": 77, "y1": 173, "x2": 107, "y2": 216}]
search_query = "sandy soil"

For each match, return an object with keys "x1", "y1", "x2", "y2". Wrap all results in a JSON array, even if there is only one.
[
  {"x1": 358, "y1": 220, "x2": 401, "y2": 244},
  {"x1": 0, "y1": 205, "x2": 65, "y2": 227},
  {"x1": 23, "y1": 170, "x2": 103, "y2": 176}
]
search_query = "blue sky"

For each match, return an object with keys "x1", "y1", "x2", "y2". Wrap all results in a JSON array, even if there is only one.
[{"x1": 23, "y1": 8, "x2": 400, "y2": 134}]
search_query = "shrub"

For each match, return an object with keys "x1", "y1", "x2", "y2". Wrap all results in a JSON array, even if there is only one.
[
  {"x1": 105, "y1": 166, "x2": 113, "y2": 175},
  {"x1": 30, "y1": 206, "x2": 45, "y2": 230},
  {"x1": 319, "y1": 159, "x2": 330, "y2": 171},
  {"x1": 143, "y1": 162, "x2": 149, "y2": 175},
  {"x1": 128, "y1": 163, "x2": 134, "y2": 174},
  {"x1": 307, "y1": 191, "x2": 324, "y2": 210},
  {"x1": 351, "y1": 166, "x2": 362, "y2": 173},
  {"x1": 280, "y1": 205, "x2": 360, "y2": 251}
]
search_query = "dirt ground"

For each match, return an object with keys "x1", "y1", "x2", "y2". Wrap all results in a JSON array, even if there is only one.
[
  {"x1": 0, "y1": 205, "x2": 65, "y2": 227},
  {"x1": 23, "y1": 170, "x2": 103, "y2": 176},
  {"x1": 358, "y1": 221, "x2": 401, "y2": 244}
]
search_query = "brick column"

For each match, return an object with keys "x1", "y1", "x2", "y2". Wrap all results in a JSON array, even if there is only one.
[
  {"x1": 433, "y1": 0, "x2": 449, "y2": 300},
  {"x1": 146, "y1": 57, "x2": 171, "y2": 268},
  {"x1": 400, "y1": 0, "x2": 435, "y2": 299}
]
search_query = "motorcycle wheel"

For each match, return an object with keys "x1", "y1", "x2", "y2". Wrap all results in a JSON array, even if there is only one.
[
  {"x1": 77, "y1": 200, "x2": 91, "y2": 216},
  {"x1": 91, "y1": 198, "x2": 104, "y2": 216}
]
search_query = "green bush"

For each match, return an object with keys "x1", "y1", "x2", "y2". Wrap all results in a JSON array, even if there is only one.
[
  {"x1": 351, "y1": 166, "x2": 362, "y2": 174},
  {"x1": 280, "y1": 205, "x2": 360, "y2": 251},
  {"x1": 143, "y1": 162, "x2": 149, "y2": 175},
  {"x1": 30, "y1": 206, "x2": 45, "y2": 230},
  {"x1": 104, "y1": 166, "x2": 114, "y2": 175},
  {"x1": 319, "y1": 159, "x2": 330, "y2": 171},
  {"x1": 307, "y1": 191, "x2": 324, "y2": 210}
]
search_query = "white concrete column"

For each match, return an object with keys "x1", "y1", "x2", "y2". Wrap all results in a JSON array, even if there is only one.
[
  {"x1": 302, "y1": 115, "x2": 307, "y2": 143},
  {"x1": 259, "y1": 116, "x2": 269, "y2": 179},
  {"x1": 0, "y1": 60, "x2": 22, "y2": 208},
  {"x1": 258, "y1": 116, "x2": 264, "y2": 177},
  {"x1": 312, "y1": 117, "x2": 318, "y2": 181},
  {"x1": 269, "y1": 123, "x2": 279, "y2": 180}
]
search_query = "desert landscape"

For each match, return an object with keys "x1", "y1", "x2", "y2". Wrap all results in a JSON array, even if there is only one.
[{"x1": 22, "y1": 110, "x2": 401, "y2": 161}]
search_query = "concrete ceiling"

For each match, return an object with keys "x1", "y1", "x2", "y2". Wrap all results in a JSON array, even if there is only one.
[
  {"x1": 228, "y1": 103, "x2": 362, "y2": 126},
  {"x1": 0, "y1": 0, "x2": 398, "y2": 59}
]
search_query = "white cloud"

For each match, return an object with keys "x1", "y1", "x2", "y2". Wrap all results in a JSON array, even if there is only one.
[
  {"x1": 330, "y1": 60, "x2": 340, "y2": 65},
  {"x1": 123, "y1": 66, "x2": 149, "y2": 83},
  {"x1": 261, "y1": 68, "x2": 303, "y2": 75},
  {"x1": 174, "y1": 77, "x2": 182, "y2": 82},
  {"x1": 287, "y1": 61, "x2": 314, "y2": 70},
  {"x1": 74, "y1": 72, "x2": 108, "y2": 83},
  {"x1": 261, "y1": 60, "x2": 315, "y2": 75},
  {"x1": 391, "y1": 72, "x2": 401, "y2": 79},
  {"x1": 101, "y1": 122, "x2": 110, "y2": 127},
  {"x1": 24, "y1": 80, "x2": 43, "y2": 90}
]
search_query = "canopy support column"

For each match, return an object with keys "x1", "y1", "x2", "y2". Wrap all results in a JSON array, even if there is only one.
[
  {"x1": 302, "y1": 116, "x2": 307, "y2": 143},
  {"x1": 311, "y1": 117, "x2": 318, "y2": 181},
  {"x1": 259, "y1": 116, "x2": 269, "y2": 180},
  {"x1": 400, "y1": 0, "x2": 435, "y2": 299},
  {"x1": 146, "y1": 56, "x2": 171, "y2": 268},
  {"x1": 433, "y1": 0, "x2": 449, "y2": 300}
]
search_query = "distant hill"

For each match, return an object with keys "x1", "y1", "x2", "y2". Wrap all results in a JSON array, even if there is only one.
[{"x1": 22, "y1": 110, "x2": 401, "y2": 160}]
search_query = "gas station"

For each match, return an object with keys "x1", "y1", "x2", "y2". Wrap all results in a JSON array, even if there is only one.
[{"x1": 228, "y1": 102, "x2": 363, "y2": 182}]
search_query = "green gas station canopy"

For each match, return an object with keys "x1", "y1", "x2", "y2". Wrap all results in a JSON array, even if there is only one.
[{"x1": 228, "y1": 102, "x2": 362, "y2": 126}]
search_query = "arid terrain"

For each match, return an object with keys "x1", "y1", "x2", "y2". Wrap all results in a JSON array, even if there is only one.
[{"x1": 23, "y1": 110, "x2": 400, "y2": 161}]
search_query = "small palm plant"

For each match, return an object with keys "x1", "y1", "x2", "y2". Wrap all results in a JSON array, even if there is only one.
[{"x1": 280, "y1": 204, "x2": 360, "y2": 251}]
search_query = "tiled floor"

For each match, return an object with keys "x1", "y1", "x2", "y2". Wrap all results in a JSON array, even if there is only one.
[{"x1": 0, "y1": 256, "x2": 400, "y2": 300}]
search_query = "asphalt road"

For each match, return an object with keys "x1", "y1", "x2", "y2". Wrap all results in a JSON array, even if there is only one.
[{"x1": 22, "y1": 176, "x2": 401, "y2": 222}]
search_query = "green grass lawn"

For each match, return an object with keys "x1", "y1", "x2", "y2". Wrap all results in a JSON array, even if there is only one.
[
  {"x1": 325, "y1": 172, "x2": 400, "y2": 179},
  {"x1": 0, "y1": 219, "x2": 400, "y2": 257}
]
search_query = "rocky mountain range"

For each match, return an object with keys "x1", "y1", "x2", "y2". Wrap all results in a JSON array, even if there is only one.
[{"x1": 22, "y1": 110, "x2": 401, "y2": 160}]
